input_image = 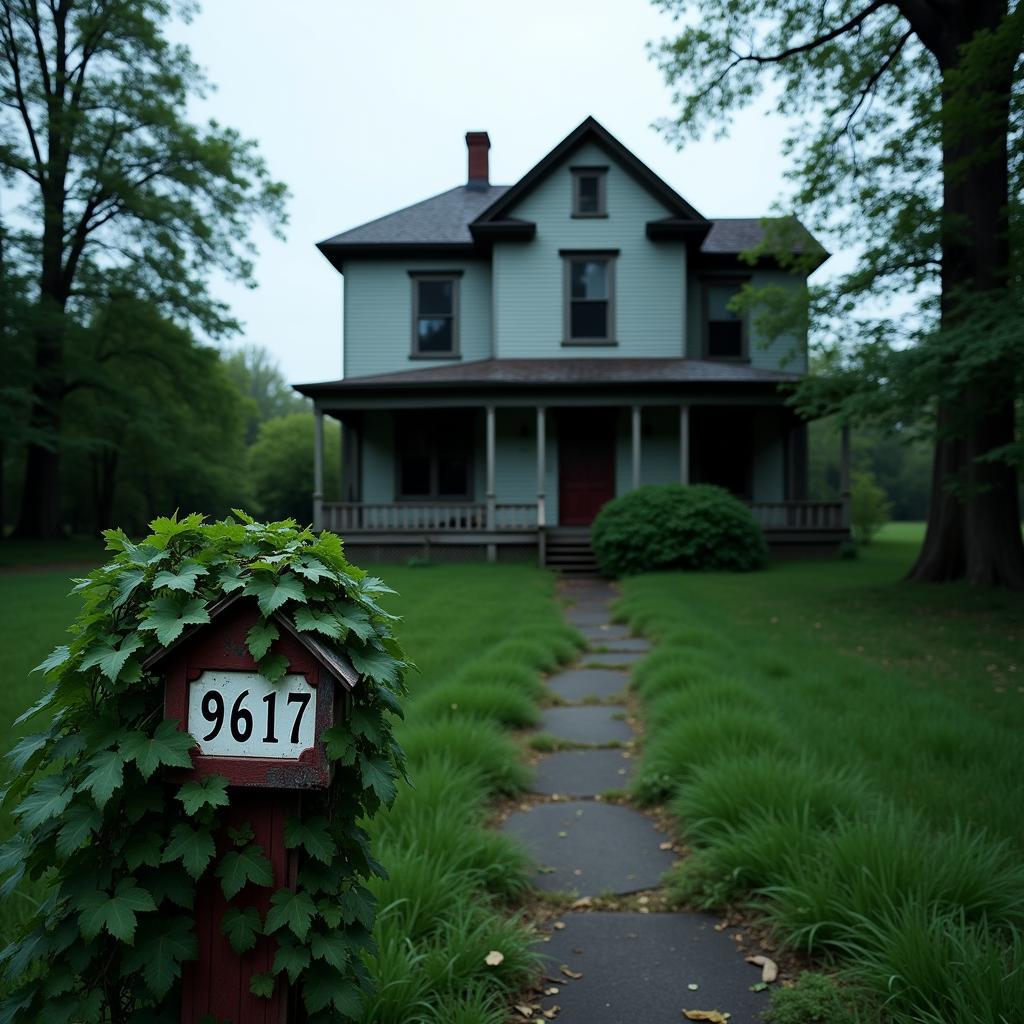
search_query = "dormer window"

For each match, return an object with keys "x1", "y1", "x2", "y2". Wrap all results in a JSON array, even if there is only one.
[
  {"x1": 410, "y1": 271, "x2": 461, "y2": 358},
  {"x1": 571, "y1": 167, "x2": 607, "y2": 217},
  {"x1": 704, "y1": 281, "x2": 747, "y2": 360}
]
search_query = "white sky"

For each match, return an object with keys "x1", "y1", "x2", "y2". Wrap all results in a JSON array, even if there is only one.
[{"x1": 173, "y1": 0, "x2": 830, "y2": 386}]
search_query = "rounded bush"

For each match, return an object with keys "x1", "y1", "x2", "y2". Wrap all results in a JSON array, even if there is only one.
[{"x1": 591, "y1": 483, "x2": 767, "y2": 577}]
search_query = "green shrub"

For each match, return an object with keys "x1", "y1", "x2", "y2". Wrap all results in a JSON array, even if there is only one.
[
  {"x1": 591, "y1": 484, "x2": 767, "y2": 576},
  {"x1": 850, "y1": 470, "x2": 891, "y2": 545},
  {"x1": 766, "y1": 972, "x2": 858, "y2": 1024}
]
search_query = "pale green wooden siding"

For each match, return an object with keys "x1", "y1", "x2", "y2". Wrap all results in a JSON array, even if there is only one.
[
  {"x1": 493, "y1": 141, "x2": 686, "y2": 359},
  {"x1": 343, "y1": 259, "x2": 492, "y2": 378},
  {"x1": 361, "y1": 411, "x2": 395, "y2": 502},
  {"x1": 686, "y1": 269, "x2": 807, "y2": 372}
]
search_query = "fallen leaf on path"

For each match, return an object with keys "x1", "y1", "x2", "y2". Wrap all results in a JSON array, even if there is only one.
[
  {"x1": 543, "y1": 1008, "x2": 561, "y2": 1020},
  {"x1": 571, "y1": 896, "x2": 592, "y2": 909},
  {"x1": 553, "y1": 921, "x2": 566, "y2": 930},
  {"x1": 746, "y1": 955, "x2": 778, "y2": 983},
  {"x1": 484, "y1": 950, "x2": 504, "y2": 966},
  {"x1": 659, "y1": 841, "x2": 673, "y2": 850},
  {"x1": 687, "y1": 983, "x2": 699, "y2": 990},
  {"x1": 515, "y1": 1005, "x2": 534, "y2": 1018},
  {"x1": 544, "y1": 986, "x2": 560, "y2": 995},
  {"x1": 560, "y1": 966, "x2": 583, "y2": 980},
  {"x1": 682, "y1": 1011, "x2": 729, "y2": 1022}
]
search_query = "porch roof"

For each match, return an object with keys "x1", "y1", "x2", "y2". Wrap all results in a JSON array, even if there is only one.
[{"x1": 296, "y1": 358, "x2": 800, "y2": 398}]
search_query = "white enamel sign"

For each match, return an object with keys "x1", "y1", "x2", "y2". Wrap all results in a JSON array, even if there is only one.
[{"x1": 188, "y1": 671, "x2": 317, "y2": 759}]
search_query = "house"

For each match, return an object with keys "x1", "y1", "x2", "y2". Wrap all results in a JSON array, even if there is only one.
[{"x1": 296, "y1": 117, "x2": 849, "y2": 568}]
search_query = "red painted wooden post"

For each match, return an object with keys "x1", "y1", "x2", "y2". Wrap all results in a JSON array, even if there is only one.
[{"x1": 145, "y1": 594, "x2": 359, "y2": 1024}]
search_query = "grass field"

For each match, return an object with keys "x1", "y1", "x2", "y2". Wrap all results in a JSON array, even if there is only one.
[
  {"x1": 0, "y1": 559, "x2": 578, "y2": 1024},
  {"x1": 617, "y1": 523, "x2": 1024, "y2": 1022}
]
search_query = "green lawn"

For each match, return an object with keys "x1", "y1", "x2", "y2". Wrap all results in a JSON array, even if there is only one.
[
  {"x1": 0, "y1": 561, "x2": 579, "y2": 1024},
  {"x1": 616, "y1": 523, "x2": 1024, "y2": 1023}
]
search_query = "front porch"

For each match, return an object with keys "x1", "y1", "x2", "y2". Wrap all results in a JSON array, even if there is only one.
[{"x1": 311, "y1": 397, "x2": 851, "y2": 566}]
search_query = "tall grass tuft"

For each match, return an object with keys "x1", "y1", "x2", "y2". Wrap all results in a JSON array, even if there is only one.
[{"x1": 413, "y1": 680, "x2": 539, "y2": 729}]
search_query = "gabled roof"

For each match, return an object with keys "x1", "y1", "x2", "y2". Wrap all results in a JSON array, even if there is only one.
[{"x1": 471, "y1": 116, "x2": 707, "y2": 230}]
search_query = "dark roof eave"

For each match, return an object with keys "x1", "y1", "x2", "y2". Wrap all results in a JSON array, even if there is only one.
[
  {"x1": 316, "y1": 240, "x2": 484, "y2": 273},
  {"x1": 646, "y1": 219, "x2": 713, "y2": 244}
]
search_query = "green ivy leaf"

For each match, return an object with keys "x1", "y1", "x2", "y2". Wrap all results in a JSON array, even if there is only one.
[
  {"x1": 79, "y1": 633, "x2": 146, "y2": 682},
  {"x1": 321, "y1": 726, "x2": 357, "y2": 765},
  {"x1": 216, "y1": 844, "x2": 274, "y2": 900},
  {"x1": 244, "y1": 574, "x2": 305, "y2": 616},
  {"x1": 111, "y1": 567, "x2": 146, "y2": 610},
  {"x1": 119, "y1": 720, "x2": 195, "y2": 780},
  {"x1": 146, "y1": 864, "x2": 195, "y2": 910},
  {"x1": 246, "y1": 619, "x2": 278, "y2": 662},
  {"x1": 139, "y1": 595, "x2": 210, "y2": 646},
  {"x1": 76, "y1": 879, "x2": 156, "y2": 943},
  {"x1": 272, "y1": 939, "x2": 311, "y2": 983},
  {"x1": 302, "y1": 961, "x2": 361, "y2": 1015},
  {"x1": 310, "y1": 930, "x2": 351, "y2": 971},
  {"x1": 5, "y1": 732, "x2": 50, "y2": 775},
  {"x1": 250, "y1": 972, "x2": 276, "y2": 999},
  {"x1": 358, "y1": 753, "x2": 397, "y2": 805},
  {"x1": 264, "y1": 888, "x2": 316, "y2": 941},
  {"x1": 292, "y1": 557, "x2": 334, "y2": 583},
  {"x1": 340, "y1": 885, "x2": 376, "y2": 930},
  {"x1": 13, "y1": 686, "x2": 57, "y2": 725},
  {"x1": 221, "y1": 906, "x2": 262, "y2": 955},
  {"x1": 257, "y1": 652, "x2": 289, "y2": 684},
  {"x1": 348, "y1": 646, "x2": 399, "y2": 686},
  {"x1": 176, "y1": 775, "x2": 229, "y2": 816},
  {"x1": 15, "y1": 775, "x2": 73, "y2": 829},
  {"x1": 317, "y1": 898, "x2": 343, "y2": 929},
  {"x1": 335, "y1": 603, "x2": 375, "y2": 643},
  {"x1": 124, "y1": 831, "x2": 164, "y2": 871},
  {"x1": 152, "y1": 560, "x2": 208, "y2": 594},
  {"x1": 218, "y1": 563, "x2": 247, "y2": 592},
  {"x1": 55, "y1": 802, "x2": 102, "y2": 858},
  {"x1": 163, "y1": 823, "x2": 216, "y2": 879},
  {"x1": 32, "y1": 645, "x2": 70, "y2": 676},
  {"x1": 349, "y1": 706, "x2": 384, "y2": 746},
  {"x1": 283, "y1": 817, "x2": 337, "y2": 865},
  {"x1": 123, "y1": 915, "x2": 196, "y2": 998},
  {"x1": 292, "y1": 606, "x2": 339, "y2": 639},
  {"x1": 81, "y1": 749, "x2": 125, "y2": 809}
]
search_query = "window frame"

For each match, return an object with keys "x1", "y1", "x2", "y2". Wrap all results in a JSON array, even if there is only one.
[
  {"x1": 409, "y1": 270, "x2": 462, "y2": 359},
  {"x1": 394, "y1": 412, "x2": 474, "y2": 501},
  {"x1": 570, "y1": 166, "x2": 608, "y2": 218},
  {"x1": 701, "y1": 276, "x2": 750, "y2": 362},
  {"x1": 561, "y1": 249, "x2": 618, "y2": 346}
]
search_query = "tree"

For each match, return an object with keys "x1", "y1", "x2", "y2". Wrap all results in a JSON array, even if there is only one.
[
  {"x1": 653, "y1": 0, "x2": 1024, "y2": 587},
  {"x1": 223, "y1": 343, "x2": 307, "y2": 445},
  {"x1": 851, "y1": 469, "x2": 892, "y2": 543},
  {"x1": 247, "y1": 411, "x2": 340, "y2": 524},
  {"x1": 0, "y1": 0, "x2": 286, "y2": 539}
]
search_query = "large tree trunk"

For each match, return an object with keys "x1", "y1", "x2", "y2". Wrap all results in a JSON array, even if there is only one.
[{"x1": 907, "y1": 0, "x2": 1024, "y2": 587}]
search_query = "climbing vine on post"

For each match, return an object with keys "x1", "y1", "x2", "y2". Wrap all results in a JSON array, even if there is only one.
[{"x1": 0, "y1": 513, "x2": 408, "y2": 1022}]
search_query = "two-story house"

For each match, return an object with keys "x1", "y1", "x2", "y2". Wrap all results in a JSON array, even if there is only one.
[{"x1": 296, "y1": 117, "x2": 848, "y2": 568}]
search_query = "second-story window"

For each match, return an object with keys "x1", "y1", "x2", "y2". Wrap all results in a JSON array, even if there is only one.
[
  {"x1": 410, "y1": 272, "x2": 460, "y2": 357},
  {"x1": 563, "y1": 252, "x2": 616, "y2": 344},
  {"x1": 572, "y1": 167, "x2": 607, "y2": 217},
  {"x1": 704, "y1": 281, "x2": 747, "y2": 360}
]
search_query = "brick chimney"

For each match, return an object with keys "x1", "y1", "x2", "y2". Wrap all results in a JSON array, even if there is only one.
[{"x1": 466, "y1": 131, "x2": 490, "y2": 189}]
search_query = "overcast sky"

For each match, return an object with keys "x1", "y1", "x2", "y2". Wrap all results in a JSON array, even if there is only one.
[{"x1": 173, "y1": 0, "x2": 820, "y2": 386}]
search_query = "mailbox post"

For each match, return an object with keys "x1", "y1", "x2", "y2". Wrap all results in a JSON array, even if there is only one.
[{"x1": 145, "y1": 593, "x2": 359, "y2": 1024}]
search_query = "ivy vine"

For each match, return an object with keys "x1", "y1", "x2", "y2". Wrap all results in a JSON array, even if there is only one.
[{"x1": 0, "y1": 513, "x2": 409, "y2": 1023}]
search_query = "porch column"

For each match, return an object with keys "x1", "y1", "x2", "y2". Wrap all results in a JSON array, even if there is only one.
[
  {"x1": 631, "y1": 405, "x2": 642, "y2": 490},
  {"x1": 486, "y1": 404, "x2": 496, "y2": 562},
  {"x1": 313, "y1": 406, "x2": 324, "y2": 531},
  {"x1": 536, "y1": 406, "x2": 546, "y2": 568},
  {"x1": 679, "y1": 404, "x2": 690, "y2": 485},
  {"x1": 839, "y1": 422, "x2": 851, "y2": 529}
]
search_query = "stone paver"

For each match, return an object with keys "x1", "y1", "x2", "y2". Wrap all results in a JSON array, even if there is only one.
[
  {"x1": 540, "y1": 706, "x2": 633, "y2": 744},
  {"x1": 580, "y1": 624, "x2": 633, "y2": 643},
  {"x1": 536, "y1": 912, "x2": 770, "y2": 1023},
  {"x1": 582, "y1": 651, "x2": 647, "y2": 668},
  {"x1": 590, "y1": 636, "x2": 651, "y2": 654},
  {"x1": 565, "y1": 607, "x2": 612, "y2": 627},
  {"x1": 547, "y1": 668, "x2": 629, "y2": 701},
  {"x1": 501, "y1": 802, "x2": 673, "y2": 894},
  {"x1": 531, "y1": 748, "x2": 634, "y2": 797}
]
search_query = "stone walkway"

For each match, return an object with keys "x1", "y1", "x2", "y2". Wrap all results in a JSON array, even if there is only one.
[{"x1": 501, "y1": 578, "x2": 770, "y2": 1023}]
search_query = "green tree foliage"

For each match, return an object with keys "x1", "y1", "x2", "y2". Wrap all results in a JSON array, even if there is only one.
[
  {"x1": 652, "y1": 0, "x2": 1024, "y2": 587},
  {"x1": 591, "y1": 484, "x2": 767, "y2": 576},
  {"x1": 224, "y1": 344, "x2": 308, "y2": 446},
  {"x1": 0, "y1": 0, "x2": 287, "y2": 539},
  {"x1": 0, "y1": 513, "x2": 408, "y2": 1020},
  {"x1": 247, "y1": 412, "x2": 341, "y2": 524},
  {"x1": 851, "y1": 470, "x2": 892, "y2": 544}
]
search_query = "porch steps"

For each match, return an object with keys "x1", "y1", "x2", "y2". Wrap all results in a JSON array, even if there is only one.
[{"x1": 544, "y1": 529, "x2": 601, "y2": 576}]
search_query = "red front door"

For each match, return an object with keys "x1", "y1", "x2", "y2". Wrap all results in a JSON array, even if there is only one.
[{"x1": 558, "y1": 411, "x2": 616, "y2": 525}]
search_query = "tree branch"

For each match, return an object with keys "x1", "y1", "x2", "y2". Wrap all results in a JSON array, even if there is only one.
[
  {"x1": 0, "y1": 5, "x2": 45, "y2": 179},
  {"x1": 833, "y1": 28, "x2": 913, "y2": 146}
]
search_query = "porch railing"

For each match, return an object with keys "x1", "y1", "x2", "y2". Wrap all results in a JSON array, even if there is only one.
[
  {"x1": 748, "y1": 501, "x2": 845, "y2": 529},
  {"x1": 321, "y1": 502, "x2": 538, "y2": 532}
]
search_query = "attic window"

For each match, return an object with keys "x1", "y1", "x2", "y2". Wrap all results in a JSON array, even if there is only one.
[
  {"x1": 572, "y1": 167, "x2": 607, "y2": 217},
  {"x1": 409, "y1": 272, "x2": 461, "y2": 358}
]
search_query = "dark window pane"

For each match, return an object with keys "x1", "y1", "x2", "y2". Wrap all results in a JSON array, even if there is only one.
[
  {"x1": 437, "y1": 456, "x2": 469, "y2": 496},
  {"x1": 399, "y1": 454, "x2": 431, "y2": 496},
  {"x1": 571, "y1": 300, "x2": 608, "y2": 339},
  {"x1": 570, "y1": 260, "x2": 607, "y2": 300},
  {"x1": 707, "y1": 320, "x2": 743, "y2": 357},
  {"x1": 577, "y1": 175, "x2": 600, "y2": 213},
  {"x1": 418, "y1": 279, "x2": 453, "y2": 315},
  {"x1": 706, "y1": 284, "x2": 741, "y2": 320},
  {"x1": 417, "y1": 317, "x2": 453, "y2": 352}
]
